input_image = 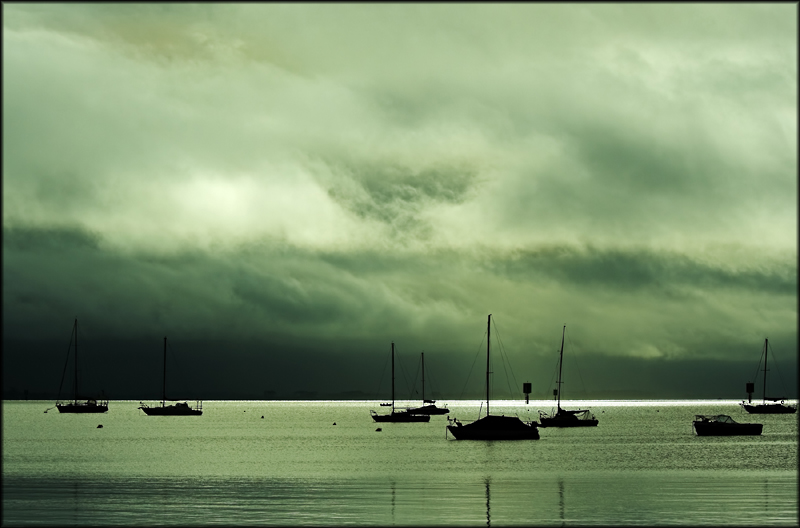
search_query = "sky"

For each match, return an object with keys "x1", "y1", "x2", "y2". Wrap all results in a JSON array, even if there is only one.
[{"x1": 3, "y1": 4, "x2": 797, "y2": 401}]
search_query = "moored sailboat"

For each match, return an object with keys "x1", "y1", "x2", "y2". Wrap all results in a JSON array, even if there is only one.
[
  {"x1": 371, "y1": 343, "x2": 430, "y2": 423},
  {"x1": 407, "y1": 352, "x2": 449, "y2": 415},
  {"x1": 447, "y1": 314, "x2": 539, "y2": 440},
  {"x1": 54, "y1": 318, "x2": 109, "y2": 414},
  {"x1": 139, "y1": 337, "x2": 202, "y2": 416},
  {"x1": 740, "y1": 338, "x2": 796, "y2": 414},
  {"x1": 538, "y1": 325, "x2": 598, "y2": 427}
]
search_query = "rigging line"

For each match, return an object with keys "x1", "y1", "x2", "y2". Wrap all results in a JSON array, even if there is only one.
[
  {"x1": 565, "y1": 330, "x2": 589, "y2": 398},
  {"x1": 766, "y1": 340, "x2": 792, "y2": 397},
  {"x1": 496, "y1": 339, "x2": 513, "y2": 399},
  {"x1": 56, "y1": 322, "x2": 76, "y2": 402},
  {"x1": 409, "y1": 354, "x2": 422, "y2": 399},
  {"x1": 373, "y1": 348, "x2": 391, "y2": 400},
  {"x1": 546, "y1": 355, "x2": 559, "y2": 398},
  {"x1": 80, "y1": 323, "x2": 107, "y2": 400},
  {"x1": 459, "y1": 330, "x2": 486, "y2": 400},
  {"x1": 750, "y1": 343, "x2": 766, "y2": 384},
  {"x1": 396, "y1": 346, "x2": 414, "y2": 402},
  {"x1": 491, "y1": 317, "x2": 518, "y2": 398},
  {"x1": 425, "y1": 355, "x2": 439, "y2": 399},
  {"x1": 169, "y1": 339, "x2": 197, "y2": 401}
]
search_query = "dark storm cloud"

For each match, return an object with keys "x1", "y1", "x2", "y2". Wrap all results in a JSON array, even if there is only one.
[{"x1": 496, "y1": 244, "x2": 796, "y2": 296}]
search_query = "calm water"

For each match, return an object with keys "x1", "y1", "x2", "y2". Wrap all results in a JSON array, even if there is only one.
[{"x1": 3, "y1": 400, "x2": 798, "y2": 526}]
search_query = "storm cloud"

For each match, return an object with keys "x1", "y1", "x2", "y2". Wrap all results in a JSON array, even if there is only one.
[{"x1": 3, "y1": 4, "x2": 796, "y2": 400}]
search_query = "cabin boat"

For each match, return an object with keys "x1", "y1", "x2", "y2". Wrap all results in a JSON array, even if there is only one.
[{"x1": 692, "y1": 414, "x2": 762, "y2": 436}]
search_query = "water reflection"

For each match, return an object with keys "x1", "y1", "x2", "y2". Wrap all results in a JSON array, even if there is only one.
[
  {"x1": 3, "y1": 472, "x2": 798, "y2": 526},
  {"x1": 390, "y1": 480, "x2": 395, "y2": 523},
  {"x1": 484, "y1": 476, "x2": 491, "y2": 526}
]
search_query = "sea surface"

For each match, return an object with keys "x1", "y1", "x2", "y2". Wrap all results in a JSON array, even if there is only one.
[{"x1": 3, "y1": 399, "x2": 798, "y2": 526}]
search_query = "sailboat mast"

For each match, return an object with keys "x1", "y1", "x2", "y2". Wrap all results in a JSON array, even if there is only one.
[
  {"x1": 762, "y1": 338, "x2": 768, "y2": 403},
  {"x1": 557, "y1": 325, "x2": 566, "y2": 410},
  {"x1": 486, "y1": 314, "x2": 491, "y2": 417},
  {"x1": 391, "y1": 342, "x2": 395, "y2": 412},
  {"x1": 421, "y1": 352, "x2": 425, "y2": 402},
  {"x1": 73, "y1": 318, "x2": 78, "y2": 404},
  {"x1": 162, "y1": 336, "x2": 167, "y2": 407}
]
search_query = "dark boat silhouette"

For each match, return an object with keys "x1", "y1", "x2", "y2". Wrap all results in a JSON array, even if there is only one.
[
  {"x1": 54, "y1": 319, "x2": 109, "y2": 414},
  {"x1": 407, "y1": 352, "x2": 449, "y2": 415},
  {"x1": 371, "y1": 342, "x2": 430, "y2": 423},
  {"x1": 447, "y1": 314, "x2": 539, "y2": 440},
  {"x1": 740, "y1": 338, "x2": 796, "y2": 414},
  {"x1": 538, "y1": 325, "x2": 598, "y2": 427},
  {"x1": 692, "y1": 414, "x2": 762, "y2": 436},
  {"x1": 139, "y1": 337, "x2": 202, "y2": 416}
]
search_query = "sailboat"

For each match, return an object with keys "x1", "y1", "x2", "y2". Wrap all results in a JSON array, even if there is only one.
[
  {"x1": 407, "y1": 352, "x2": 450, "y2": 415},
  {"x1": 538, "y1": 325, "x2": 598, "y2": 427},
  {"x1": 447, "y1": 314, "x2": 539, "y2": 440},
  {"x1": 740, "y1": 338, "x2": 796, "y2": 414},
  {"x1": 55, "y1": 318, "x2": 109, "y2": 413},
  {"x1": 139, "y1": 337, "x2": 203, "y2": 416},
  {"x1": 371, "y1": 342, "x2": 430, "y2": 423}
]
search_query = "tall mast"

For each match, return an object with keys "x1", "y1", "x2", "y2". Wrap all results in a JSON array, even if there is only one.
[
  {"x1": 762, "y1": 338, "x2": 768, "y2": 403},
  {"x1": 421, "y1": 352, "x2": 425, "y2": 402},
  {"x1": 557, "y1": 325, "x2": 566, "y2": 411},
  {"x1": 74, "y1": 318, "x2": 78, "y2": 404},
  {"x1": 391, "y1": 342, "x2": 395, "y2": 412},
  {"x1": 162, "y1": 336, "x2": 167, "y2": 407},
  {"x1": 486, "y1": 314, "x2": 491, "y2": 417}
]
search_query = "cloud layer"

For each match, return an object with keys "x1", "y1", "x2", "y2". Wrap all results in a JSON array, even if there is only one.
[{"x1": 3, "y1": 4, "x2": 797, "y2": 399}]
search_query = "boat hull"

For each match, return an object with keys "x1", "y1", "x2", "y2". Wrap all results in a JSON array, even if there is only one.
[
  {"x1": 140, "y1": 403, "x2": 202, "y2": 416},
  {"x1": 538, "y1": 408, "x2": 598, "y2": 427},
  {"x1": 693, "y1": 422, "x2": 762, "y2": 436},
  {"x1": 741, "y1": 403, "x2": 796, "y2": 414},
  {"x1": 407, "y1": 405, "x2": 450, "y2": 415},
  {"x1": 57, "y1": 402, "x2": 108, "y2": 413},
  {"x1": 372, "y1": 411, "x2": 430, "y2": 423},
  {"x1": 539, "y1": 417, "x2": 598, "y2": 427},
  {"x1": 447, "y1": 415, "x2": 539, "y2": 440}
]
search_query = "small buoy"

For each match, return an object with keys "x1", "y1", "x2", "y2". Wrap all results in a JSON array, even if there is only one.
[
  {"x1": 376, "y1": 428, "x2": 382, "y2": 432},
  {"x1": 97, "y1": 425, "x2": 103, "y2": 428},
  {"x1": 333, "y1": 422, "x2": 336, "y2": 425},
  {"x1": 261, "y1": 416, "x2": 264, "y2": 419}
]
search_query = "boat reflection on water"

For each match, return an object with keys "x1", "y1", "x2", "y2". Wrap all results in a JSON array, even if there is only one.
[{"x1": 485, "y1": 477, "x2": 491, "y2": 527}]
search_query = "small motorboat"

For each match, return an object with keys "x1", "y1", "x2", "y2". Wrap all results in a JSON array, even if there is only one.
[{"x1": 692, "y1": 414, "x2": 762, "y2": 436}]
